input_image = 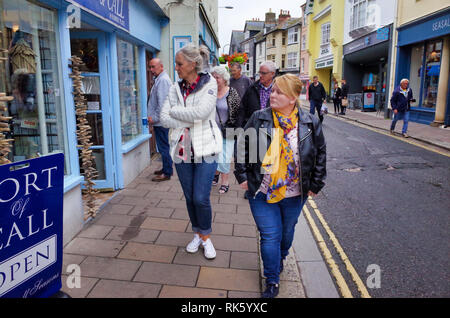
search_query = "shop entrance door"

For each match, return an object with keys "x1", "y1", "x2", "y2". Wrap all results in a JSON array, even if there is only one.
[{"x1": 70, "y1": 32, "x2": 115, "y2": 191}]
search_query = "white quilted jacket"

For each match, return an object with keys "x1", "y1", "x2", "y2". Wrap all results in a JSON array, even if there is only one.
[{"x1": 160, "y1": 73, "x2": 223, "y2": 160}]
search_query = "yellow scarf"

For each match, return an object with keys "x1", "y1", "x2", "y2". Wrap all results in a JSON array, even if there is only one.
[{"x1": 261, "y1": 107, "x2": 300, "y2": 203}]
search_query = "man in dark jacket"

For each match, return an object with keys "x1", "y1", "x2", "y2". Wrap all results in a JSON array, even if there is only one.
[
  {"x1": 390, "y1": 79, "x2": 413, "y2": 138},
  {"x1": 237, "y1": 61, "x2": 276, "y2": 127},
  {"x1": 308, "y1": 76, "x2": 327, "y2": 123}
]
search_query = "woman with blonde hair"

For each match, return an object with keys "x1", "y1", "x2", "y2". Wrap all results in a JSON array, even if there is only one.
[
  {"x1": 234, "y1": 74, "x2": 327, "y2": 297},
  {"x1": 160, "y1": 44, "x2": 223, "y2": 260}
]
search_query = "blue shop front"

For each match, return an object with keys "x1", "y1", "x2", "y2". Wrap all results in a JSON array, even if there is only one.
[
  {"x1": 395, "y1": 8, "x2": 450, "y2": 125},
  {"x1": 0, "y1": 0, "x2": 168, "y2": 244}
]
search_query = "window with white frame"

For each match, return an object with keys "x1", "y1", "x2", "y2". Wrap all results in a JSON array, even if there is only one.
[
  {"x1": 259, "y1": 43, "x2": 263, "y2": 56},
  {"x1": 301, "y1": 58, "x2": 305, "y2": 72},
  {"x1": 350, "y1": 0, "x2": 369, "y2": 31},
  {"x1": 287, "y1": 52, "x2": 298, "y2": 68},
  {"x1": 302, "y1": 34, "x2": 306, "y2": 50},
  {"x1": 321, "y1": 23, "x2": 331, "y2": 45},
  {"x1": 288, "y1": 27, "x2": 299, "y2": 44}
]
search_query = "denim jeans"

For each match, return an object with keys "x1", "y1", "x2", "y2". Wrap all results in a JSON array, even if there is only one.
[
  {"x1": 217, "y1": 138, "x2": 235, "y2": 174},
  {"x1": 310, "y1": 99, "x2": 324, "y2": 123},
  {"x1": 175, "y1": 158, "x2": 218, "y2": 236},
  {"x1": 154, "y1": 126, "x2": 173, "y2": 176},
  {"x1": 390, "y1": 110, "x2": 409, "y2": 134},
  {"x1": 248, "y1": 192, "x2": 308, "y2": 285}
]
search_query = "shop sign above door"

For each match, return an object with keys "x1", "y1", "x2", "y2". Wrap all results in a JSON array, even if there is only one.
[
  {"x1": 343, "y1": 26, "x2": 391, "y2": 55},
  {"x1": 68, "y1": 0, "x2": 129, "y2": 31}
]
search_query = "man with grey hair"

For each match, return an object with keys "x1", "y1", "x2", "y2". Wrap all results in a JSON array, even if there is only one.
[
  {"x1": 230, "y1": 62, "x2": 253, "y2": 99},
  {"x1": 390, "y1": 78, "x2": 414, "y2": 138},
  {"x1": 237, "y1": 61, "x2": 276, "y2": 127},
  {"x1": 148, "y1": 58, "x2": 173, "y2": 181}
]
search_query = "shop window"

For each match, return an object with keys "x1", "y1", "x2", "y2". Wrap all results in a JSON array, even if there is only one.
[
  {"x1": 409, "y1": 44, "x2": 424, "y2": 108},
  {"x1": 0, "y1": 0, "x2": 69, "y2": 174},
  {"x1": 117, "y1": 38, "x2": 142, "y2": 144},
  {"x1": 422, "y1": 40, "x2": 442, "y2": 109}
]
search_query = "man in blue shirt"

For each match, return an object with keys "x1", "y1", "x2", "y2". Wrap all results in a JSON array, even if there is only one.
[{"x1": 148, "y1": 58, "x2": 173, "y2": 181}]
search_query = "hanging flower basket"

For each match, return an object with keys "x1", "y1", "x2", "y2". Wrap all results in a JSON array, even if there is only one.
[{"x1": 220, "y1": 52, "x2": 248, "y2": 68}]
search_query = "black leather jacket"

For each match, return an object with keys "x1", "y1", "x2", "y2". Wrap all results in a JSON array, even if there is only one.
[{"x1": 234, "y1": 107, "x2": 326, "y2": 201}]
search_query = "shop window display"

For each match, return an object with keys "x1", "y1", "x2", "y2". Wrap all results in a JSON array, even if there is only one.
[
  {"x1": 117, "y1": 38, "x2": 142, "y2": 144},
  {"x1": 422, "y1": 40, "x2": 442, "y2": 109},
  {"x1": 0, "y1": 0, "x2": 69, "y2": 173}
]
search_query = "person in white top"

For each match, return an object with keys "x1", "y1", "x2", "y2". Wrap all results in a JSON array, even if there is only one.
[{"x1": 160, "y1": 44, "x2": 222, "y2": 260}]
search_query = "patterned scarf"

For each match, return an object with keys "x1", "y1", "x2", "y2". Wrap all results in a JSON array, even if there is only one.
[{"x1": 261, "y1": 107, "x2": 300, "y2": 203}]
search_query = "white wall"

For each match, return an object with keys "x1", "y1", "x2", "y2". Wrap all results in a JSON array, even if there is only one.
[
  {"x1": 343, "y1": 0, "x2": 396, "y2": 45},
  {"x1": 122, "y1": 141, "x2": 151, "y2": 187},
  {"x1": 63, "y1": 186, "x2": 84, "y2": 246}
]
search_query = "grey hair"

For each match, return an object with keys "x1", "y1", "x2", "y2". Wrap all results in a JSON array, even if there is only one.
[
  {"x1": 260, "y1": 61, "x2": 276, "y2": 74},
  {"x1": 211, "y1": 66, "x2": 230, "y2": 86},
  {"x1": 400, "y1": 78, "x2": 409, "y2": 84},
  {"x1": 177, "y1": 43, "x2": 210, "y2": 73}
]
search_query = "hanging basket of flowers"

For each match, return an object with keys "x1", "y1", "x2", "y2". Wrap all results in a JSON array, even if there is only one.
[{"x1": 220, "y1": 52, "x2": 248, "y2": 68}]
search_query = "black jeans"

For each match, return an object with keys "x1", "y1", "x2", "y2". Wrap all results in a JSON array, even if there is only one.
[
  {"x1": 333, "y1": 100, "x2": 341, "y2": 114},
  {"x1": 310, "y1": 99, "x2": 324, "y2": 123}
]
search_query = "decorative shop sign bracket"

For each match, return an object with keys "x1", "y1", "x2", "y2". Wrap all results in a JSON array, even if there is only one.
[{"x1": 0, "y1": 153, "x2": 64, "y2": 298}]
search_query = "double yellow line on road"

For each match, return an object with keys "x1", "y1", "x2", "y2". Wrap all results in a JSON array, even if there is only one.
[{"x1": 303, "y1": 198, "x2": 371, "y2": 298}]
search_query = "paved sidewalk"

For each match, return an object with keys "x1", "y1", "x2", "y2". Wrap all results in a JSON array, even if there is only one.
[
  {"x1": 301, "y1": 101, "x2": 450, "y2": 151},
  {"x1": 62, "y1": 162, "x2": 305, "y2": 298}
]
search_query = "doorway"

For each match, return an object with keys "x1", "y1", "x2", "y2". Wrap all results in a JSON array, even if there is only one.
[{"x1": 70, "y1": 31, "x2": 115, "y2": 191}]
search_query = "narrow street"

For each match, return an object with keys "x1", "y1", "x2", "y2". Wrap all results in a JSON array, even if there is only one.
[{"x1": 298, "y1": 113, "x2": 450, "y2": 297}]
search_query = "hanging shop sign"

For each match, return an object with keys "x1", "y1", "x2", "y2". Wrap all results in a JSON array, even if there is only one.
[
  {"x1": 68, "y1": 0, "x2": 130, "y2": 31},
  {"x1": 0, "y1": 153, "x2": 64, "y2": 298}
]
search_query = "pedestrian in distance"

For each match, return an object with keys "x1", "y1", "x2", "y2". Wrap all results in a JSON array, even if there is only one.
[
  {"x1": 160, "y1": 44, "x2": 223, "y2": 260},
  {"x1": 390, "y1": 78, "x2": 414, "y2": 138},
  {"x1": 340, "y1": 78, "x2": 349, "y2": 115},
  {"x1": 148, "y1": 58, "x2": 173, "y2": 182},
  {"x1": 234, "y1": 74, "x2": 327, "y2": 298},
  {"x1": 229, "y1": 62, "x2": 253, "y2": 100},
  {"x1": 307, "y1": 75, "x2": 327, "y2": 123},
  {"x1": 211, "y1": 66, "x2": 241, "y2": 194},
  {"x1": 332, "y1": 82, "x2": 342, "y2": 115}
]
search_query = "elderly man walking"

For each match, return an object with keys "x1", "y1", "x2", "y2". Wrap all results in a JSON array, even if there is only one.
[
  {"x1": 229, "y1": 62, "x2": 253, "y2": 99},
  {"x1": 238, "y1": 61, "x2": 276, "y2": 127},
  {"x1": 390, "y1": 79, "x2": 414, "y2": 138},
  {"x1": 148, "y1": 58, "x2": 173, "y2": 182}
]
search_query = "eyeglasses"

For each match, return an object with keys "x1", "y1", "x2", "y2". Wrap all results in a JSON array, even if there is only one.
[{"x1": 259, "y1": 71, "x2": 272, "y2": 76}]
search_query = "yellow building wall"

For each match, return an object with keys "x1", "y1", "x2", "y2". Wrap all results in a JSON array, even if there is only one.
[
  {"x1": 307, "y1": 0, "x2": 345, "y2": 94},
  {"x1": 398, "y1": 0, "x2": 450, "y2": 26}
]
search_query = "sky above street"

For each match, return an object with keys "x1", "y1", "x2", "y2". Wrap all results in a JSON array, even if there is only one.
[{"x1": 218, "y1": 0, "x2": 307, "y2": 55}]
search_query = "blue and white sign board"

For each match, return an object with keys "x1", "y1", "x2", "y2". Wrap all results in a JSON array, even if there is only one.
[
  {"x1": 0, "y1": 154, "x2": 64, "y2": 298},
  {"x1": 363, "y1": 92, "x2": 375, "y2": 110},
  {"x1": 68, "y1": 0, "x2": 129, "y2": 31}
]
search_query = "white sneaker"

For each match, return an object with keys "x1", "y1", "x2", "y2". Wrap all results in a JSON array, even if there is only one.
[
  {"x1": 186, "y1": 234, "x2": 202, "y2": 253},
  {"x1": 201, "y1": 238, "x2": 216, "y2": 260}
]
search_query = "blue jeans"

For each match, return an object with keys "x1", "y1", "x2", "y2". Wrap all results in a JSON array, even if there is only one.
[
  {"x1": 154, "y1": 126, "x2": 173, "y2": 176},
  {"x1": 175, "y1": 158, "x2": 218, "y2": 236},
  {"x1": 248, "y1": 192, "x2": 308, "y2": 285},
  {"x1": 390, "y1": 110, "x2": 409, "y2": 134},
  {"x1": 217, "y1": 138, "x2": 235, "y2": 174},
  {"x1": 310, "y1": 99, "x2": 324, "y2": 123}
]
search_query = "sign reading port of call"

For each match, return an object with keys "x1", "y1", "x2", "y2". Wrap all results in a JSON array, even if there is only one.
[{"x1": 0, "y1": 153, "x2": 64, "y2": 298}]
